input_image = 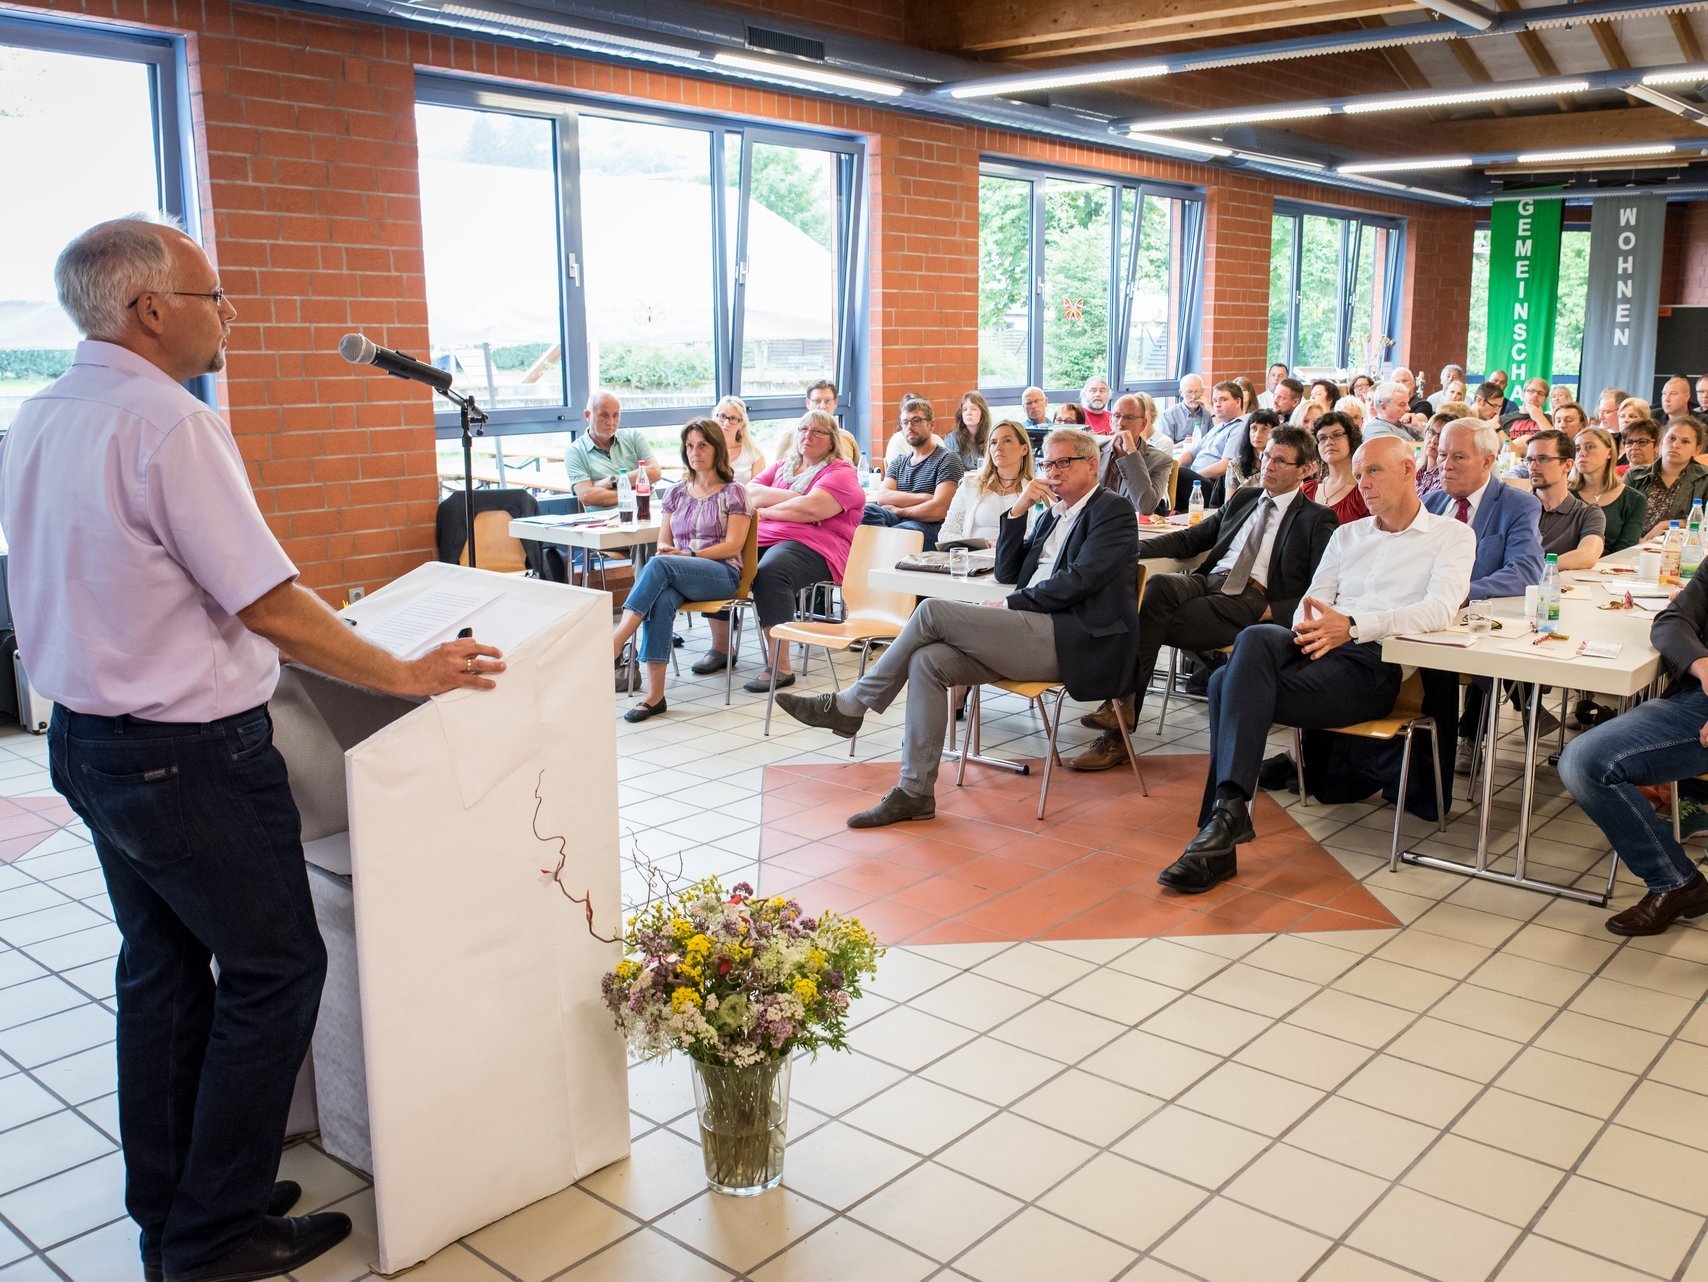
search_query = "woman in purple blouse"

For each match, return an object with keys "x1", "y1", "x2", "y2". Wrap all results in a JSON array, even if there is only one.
[{"x1": 611, "y1": 419, "x2": 752, "y2": 722}]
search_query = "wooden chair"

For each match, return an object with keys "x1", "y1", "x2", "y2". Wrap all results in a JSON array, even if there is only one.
[
  {"x1": 1166, "y1": 457, "x2": 1180, "y2": 514},
  {"x1": 956, "y1": 566, "x2": 1150, "y2": 819},
  {"x1": 458, "y1": 510, "x2": 528, "y2": 574},
  {"x1": 678, "y1": 519, "x2": 760, "y2": 706},
  {"x1": 760, "y1": 525, "x2": 924, "y2": 744}
]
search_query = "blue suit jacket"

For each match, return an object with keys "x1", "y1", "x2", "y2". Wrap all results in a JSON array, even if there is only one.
[{"x1": 1424, "y1": 476, "x2": 1544, "y2": 601}]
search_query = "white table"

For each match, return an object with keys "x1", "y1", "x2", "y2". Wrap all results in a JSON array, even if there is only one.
[
  {"x1": 509, "y1": 515, "x2": 660, "y2": 588},
  {"x1": 1381, "y1": 558, "x2": 1665, "y2": 905}
]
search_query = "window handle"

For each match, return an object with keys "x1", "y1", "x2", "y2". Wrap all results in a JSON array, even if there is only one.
[{"x1": 567, "y1": 252, "x2": 581, "y2": 286}]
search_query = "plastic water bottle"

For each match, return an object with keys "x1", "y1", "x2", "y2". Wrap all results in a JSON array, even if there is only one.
[
  {"x1": 1539, "y1": 554, "x2": 1561, "y2": 634},
  {"x1": 616, "y1": 470, "x2": 636, "y2": 526},
  {"x1": 634, "y1": 469, "x2": 652, "y2": 521},
  {"x1": 1661, "y1": 520, "x2": 1684, "y2": 585},
  {"x1": 1188, "y1": 481, "x2": 1205, "y2": 525},
  {"x1": 1683, "y1": 521, "x2": 1704, "y2": 582},
  {"x1": 1689, "y1": 497, "x2": 1705, "y2": 541}
]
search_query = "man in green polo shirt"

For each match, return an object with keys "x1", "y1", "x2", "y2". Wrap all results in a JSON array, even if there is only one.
[{"x1": 565, "y1": 389, "x2": 661, "y2": 509}]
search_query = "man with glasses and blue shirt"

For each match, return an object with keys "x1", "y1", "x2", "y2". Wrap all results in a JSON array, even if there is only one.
[
  {"x1": 862, "y1": 396, "x2": 962, "y2": 550},
  {"x1": 0, "y1": 215, "x2": 505, "y2": 1282},
  {"x1": 1175, "y1": 379, "x2": 1247, "y2": 507},
  {"x1": 776, "y1": 427, "x2": 1139, "y2": 828}
]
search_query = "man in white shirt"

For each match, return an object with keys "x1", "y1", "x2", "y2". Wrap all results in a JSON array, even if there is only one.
[
  {"x1": 1427, "y1": 364, "x2": 1466, "y2": 412},
  {"x1": 1272, "y1": 378, "x2": 1304, "y2": 424},
  {"x1": 1156, "y1": 436, "x2": 1475, "y2": 893},
  {"x1": 1257, "y1": 362, "x2": 1288, "y2": 410}
]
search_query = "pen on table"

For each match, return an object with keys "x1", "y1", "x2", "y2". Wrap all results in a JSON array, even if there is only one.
[{"x1": 458, "y1": 627, "x2": 474, "y2": 639}]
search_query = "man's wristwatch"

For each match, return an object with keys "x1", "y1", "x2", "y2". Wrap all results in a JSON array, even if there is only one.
[{"x1": 1347, "y1": 616, "x2": 1360, "y2": 641}]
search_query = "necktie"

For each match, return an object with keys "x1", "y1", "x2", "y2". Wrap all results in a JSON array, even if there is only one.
[
  {"x1": 1454, "y1": 496, "x2": 1470, "y2": 523},
  {"x1": 1221, "y1": 496, "x2": 1274, "y2": 596}
]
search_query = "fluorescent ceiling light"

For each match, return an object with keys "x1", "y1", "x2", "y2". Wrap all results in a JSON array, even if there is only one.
[
  {"x1": 949, "y1": 64, "x2": 1169, "y2": 99},
  {"x1": 1642, "y1": 66, "x2": 1708, "y2": 86},
  {"x1": 1339, "y1": 156, "x2": 1475, "y2": 174},
  {"x1": 1342, "y1": 79, "x2": 1589, "y2": 114},
  {"x1": 1515, "y1": 143, "x2": 1679, "y2": 163},
  {"x1": 711, "y1": 52, "x2": 905, "y2": 97},
  {"x1": 1125, "y1": 105, "x2": 1333, "y2": 133},
  {"x1": 1240, "y1": 150, "x2": 1325, "y2": 170},
  {"x1": 1126, "y1": 132, "x2": 1232, "y2": 158},
  {"x1": 434, "y1": 3, "x2": 702, "y2": 56}
]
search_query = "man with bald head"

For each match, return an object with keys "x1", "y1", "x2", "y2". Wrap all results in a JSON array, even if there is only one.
[
  {"x1": 565, "y1": 389, "x2": 661, "y2": 510},
  {"x1": 1662, "y1": 375, "x2": 1693, "y2": 423},
  {"x1": 1157, "y1": 435, "x2": 1475, "y2": 893},
  {"x1": 0, "y1": 215, "x2": 506, "y2": 1282}
]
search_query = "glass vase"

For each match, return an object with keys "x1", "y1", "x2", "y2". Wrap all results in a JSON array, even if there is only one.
[{"x1": 689, "y1": 1056, "x2": 791, "y2": 1196}]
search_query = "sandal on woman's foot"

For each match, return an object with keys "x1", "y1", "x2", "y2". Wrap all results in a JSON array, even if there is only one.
[
  {"x1": 622, "y1": 699, "x2": 668, "y2": 723},
  {"x1": 743, "y1": 672, "x2": 795, "y2": 693}
]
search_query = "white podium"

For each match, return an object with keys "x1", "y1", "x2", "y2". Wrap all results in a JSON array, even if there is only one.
[{"x1": 270, "y1": 563, "x2": 629, "y2": 1273}]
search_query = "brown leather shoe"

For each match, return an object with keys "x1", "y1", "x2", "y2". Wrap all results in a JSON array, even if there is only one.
[
  {"x1": 1065, "y1": 732, "x2": 1129, "y2": 772},
  {"x1": 1606, "y1": 874, "x2": 1708, "y2": 937},
  {"x1": 1078, "y1": 698, "x2": 1134, "y2": 733}
]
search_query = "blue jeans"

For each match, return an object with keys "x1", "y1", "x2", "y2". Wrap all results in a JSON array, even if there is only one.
[
  {"x1": 860, "y1": 503, "x2": 941, "y2": 550},
  {"x1": 625, "y1": 554, "x2": 739, "y2": 664},
  {"x1": 49, "y1": 706, "x2": 326, "y2": 1275},
  {"x1": 1558, "y1": 688, "x2": 1708, "y2": 893}
]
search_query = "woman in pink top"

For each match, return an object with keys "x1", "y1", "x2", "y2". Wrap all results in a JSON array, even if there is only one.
[{"x1": 742, "y1": 410, "x2": 866, "y2": 692}]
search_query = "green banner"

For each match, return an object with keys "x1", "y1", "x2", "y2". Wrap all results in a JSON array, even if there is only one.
[{"x1": 1486, "y1": 196, "x2": 1563, "y2": 384}]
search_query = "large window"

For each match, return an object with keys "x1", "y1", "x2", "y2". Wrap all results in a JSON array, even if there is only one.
[
  {"x1": 1268, "y1": 204, "x2": 1404, "y2": 378},
  {"x1": 1466, "y1": 224, "x2": 1591, "y2": 387},
  {"x1": 415, "y1": 79, "x2": 863, "y2": 452},
  {"x1": 978, "y1": 161, "x2": 1203, "y2": 411},
  {"x1": 0, "y1": 18, "x2": 193, "y2": 430}
]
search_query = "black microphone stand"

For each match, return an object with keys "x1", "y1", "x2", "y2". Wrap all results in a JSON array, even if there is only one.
[{"x1": 437, "y1": 385, "x2": 488, "y2": 570}]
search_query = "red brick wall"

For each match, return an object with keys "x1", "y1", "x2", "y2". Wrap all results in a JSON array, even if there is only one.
[
  {"x1": 1665, "y1": 202, "x2": 1708, "y2": 306},
  {"x1": 3, "y1": 0, "x2": 1474, "y2": 596}
]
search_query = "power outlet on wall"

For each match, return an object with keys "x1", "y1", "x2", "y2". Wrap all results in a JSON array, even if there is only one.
[{"x1": 349, "y1": 586, "x2": 366, "y2": 602}]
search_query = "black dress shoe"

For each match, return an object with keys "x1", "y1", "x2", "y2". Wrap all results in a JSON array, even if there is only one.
[
  {"x1": 691, "y1": 650, "x2": 729, "y2": 675},
  {"x1": 1156, "y1": 851, "x2": 1238, "y2": 894},
  {"x1": 145, "y1": 1184, "x2": 304, "y2": 1281},
  {"x1": 1606, "y1": 874, "x2": 1708, "y2": 937},
  {"x1": 1257, "y1": 752, "x2": 1299, "y2": 793},
  {"x1": 623, "y1": 698, "x2": 668, "y2": 723},
  {"x1": 166, "y1": 1212, "x2": 352, "y2": 1282},
  {"x1": 848, "y1": 786, "x2": 935, "y2": 828},
  {"x1": 1173, "y1": 797, "x2": 1255, "y2": 867},
  {"x1": 776, "y1": 691, "x2": 865, "y2": 738}
]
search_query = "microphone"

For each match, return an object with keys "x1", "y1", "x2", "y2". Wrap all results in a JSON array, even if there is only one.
[{"x1": 339, "y1": 333, "x2": 454, "y2": 394}]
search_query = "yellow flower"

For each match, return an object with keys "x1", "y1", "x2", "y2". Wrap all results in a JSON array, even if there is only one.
[
  {"x1": 671, "y1": 987, "x2": 702, "y2": 1012},
  {"x1": 614, "y1": 959, "x2": 639, "y2": 982},
  {"x1": 792, "y1": 978, "x2": 818, "y2": 1004},
  {"x1": 807, "y1": 948, "x2": 828, "y2": 971},
  {"x1": 686, "y1": 934, "x2": 713, "y2": 957}
]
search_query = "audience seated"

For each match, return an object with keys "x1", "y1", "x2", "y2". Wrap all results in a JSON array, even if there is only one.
[
  {"x1": 1067, "y1": 425, "x2": 1336, "y2": 774},
  {"x1": 1224, "y1": 410, "x2": 1277, "y2": 495},
  {"x1": 1176, "y1": 380, "x2": 1247, "y2": 505},
  {"x1": 1347, "y1": 374, "x2": 1374, "y2": 401},
  {"x1": 1596, "y1": 386, "x2": 1629, "y2": 437},
  {"x1": 1503, "y1": 378, "x2": 1552, "y2": 430},
  {"x1": 564, "y1": 389, "x2": 662, "y2": 510},
  {"x1": 1626, "y1": 418, "x2": 1708, "y2": 538},
  {"x1": 946, "y1": 391, "x2": 992, "y2": 471},
  {"x1": 1332, "y1": 395, "x2": 1366, "y2": 430},
  {"x1": 1101, "y1": 393, "x2": 1173, "y2": 515},
  {"x1": 1363, "y1": 381, "x2": 1420, "y2": 442},
  {"x1": 1415, "y1": 407, "x2": 1468, "y2": 500},
  {"x1": 1560, "y1": 571, "x2": 1708, "y2": 936},
  {"x1": 774, "y1": 427, "x2": 1139, "y2": 828},
  {"x1": 1156, "y1": 437, "x2": 1475, "y2": 893},
  {"x1": 939, "y1": 419, "x2": 1035, "y2": 543},
  {"x1": 1234, "y1": 376, "x2": 1260, "y2": 417},
  {"x1": 1258, "y1": 362, "x2": 1288, "y2": 411},
  {"x1": 743, "y1": 410, "x2": 866, "y2": 692},
  {"x1": 862, "y1": 396, "x2": 963, "y2": 550},
  {"x1": 1394, "y1": 368, "x2": 1431, "y2": 417},
  {"x1": 713, "y1": 395, "x2": 765, "y2": 486},
  {"x1": 1697, "y1": 375, "x2": 1708, "y2": 417},
  {"x1": 1619, "y1": 416, "x2": 1658, "y2": 476},
  {"x1": 1553, "y1": 401, "x2": 1589, "y2": 438},
  {"x1": 1272, "y1": 377, "x2": 1304, "y2": 425},
  {"x1": 1620, "y1": 397, "x2": 1655, "y2": 436},
  {"x1": 1427, "y1": 364, "x2": 1466, "y2": 411},
  {"x1": 1550, "y1": 383, "x2": 1575, "y2": 415},
  {"x1": 1053, "y1": 403, "x2": 1087, "y2": 426},
  {"x1": 611, "y1": 420, "x2": 752, "y2": 722},
  {"x1": 1661, "y1": 375, "x2": 1693, "y2": 423},
  {"x1": 1160, "y1": 373, "x2": 1210, "y2": 445},
  {"x1": 1307, "y1": 379, "x2": 1340, "y2": 414},
  {"x1": 1422, "y1": 417, "x2": 1546, "y2": 771},
  {"x1": 1301, "y1": 411, "x2": 1370, "y2": 525},
  {"x1": 1570, "y1": 425, "x2": 1645, "y2": 555},
  {"x1": 1080, "y1": 375, "x2": 1113, "y2": 434},
  {"x1": 1527, "y1": 427, "x2": 1603, "y2": 570},
  {"x1": 1022, "y1": 386, "x2": 1049, "y2": 429},
  {"x1": 1471, "y1": 382, "x2": 1506, "y2": 423}
]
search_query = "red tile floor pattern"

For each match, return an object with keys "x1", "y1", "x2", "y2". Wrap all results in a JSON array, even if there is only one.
[
  {"x1": 0, "y1": 794, "x2": 79, "y2": 862},
  {"x1": 756, "y1": 756, "x2": 1399, "y2": 945}
]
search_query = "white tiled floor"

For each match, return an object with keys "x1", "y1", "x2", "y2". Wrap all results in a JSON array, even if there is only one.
[{"x1": 7, "y1": 642, "x2": 1708, "y2": 1280}]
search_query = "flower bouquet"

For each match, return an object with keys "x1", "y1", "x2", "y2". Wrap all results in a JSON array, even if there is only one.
[{"x1": 601, "y1": 877, "x2": 882, "y2": 1194}]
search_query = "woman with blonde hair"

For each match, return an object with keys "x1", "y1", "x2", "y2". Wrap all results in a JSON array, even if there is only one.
[
  {"x1": 1332, "y1": 394, "x2": 1366, "y2": 428},
  {"x1": 1569, "y1": 425, "x2": 1645, "y2": 554},
  {"x1": 712, "y1": 395, "x2": 765, "y2": 485},
  {"x1": 1618, "y1": 396, "x2": 1654, "y2": 432},
  {"x1": 939, "y1": 419, "x2": 1035, "y2": 544}
]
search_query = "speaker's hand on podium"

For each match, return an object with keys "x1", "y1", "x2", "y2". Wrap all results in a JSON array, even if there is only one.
[{"x1": 412, "y1": 639, "x2": 506, "y2": 694}]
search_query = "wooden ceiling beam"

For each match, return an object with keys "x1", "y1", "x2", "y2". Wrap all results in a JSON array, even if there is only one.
[
  {"x1": 1590, "y1": 19, "x2": 1632, "y2": 72},
  {"x1": 1491, "y1": 0, "x2": 1572, "y2": 112},
  {"x1": 1669, "y1": 12, "x2": 1704, "y2": 65},
  {"x1": 1445, "y1": 37, "x2": 1509, "y2": 116},
  {"x1": 930, "y1": 0, "x2": 1413, "y2": 56}
]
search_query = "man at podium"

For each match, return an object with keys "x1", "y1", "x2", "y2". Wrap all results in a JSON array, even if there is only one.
[{"x1": 0, "y1": 215, "x2": 505, "y2": 1282}]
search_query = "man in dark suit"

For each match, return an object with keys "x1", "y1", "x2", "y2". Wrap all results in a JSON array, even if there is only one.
[
  {"x1": 1069, "y1": 426, "x2": 1336, "y2": 771},
  {"x1": 1421, "y1": 417, "x2": 1545, "y2": 771},
  {"x1": 776, "y1": 427, "x2": 1140, "y2": 828}
]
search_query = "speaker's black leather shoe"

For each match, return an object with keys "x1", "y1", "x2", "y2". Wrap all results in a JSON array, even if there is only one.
[
  {"x1": 145, "y1": 1183, "x2": 304, "y2": 1282},
  {"x1": 1156, "y1": 851, "x2": 1237, "y2": 894},
  {"x1": 165, "y1": 1212, "x2": 352, "y2": 1282},
  {"x1": 1184, "y1": 797, "x2": 1255, "y2": 856}
]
